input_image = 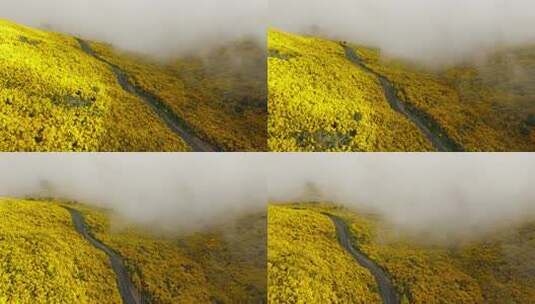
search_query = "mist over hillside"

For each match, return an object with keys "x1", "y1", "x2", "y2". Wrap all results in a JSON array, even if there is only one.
[
  {"x1": 0, "y1": 154, "x2": 267, "y2": 232},
  {"x1": 267, "y1": 153, "x2": 535, "y2": 241},
  {"x1": 270, "y1": 0, "x2": 535, "y2": 66},
  {"x1": 0, "y1": 0, "x2": 267, "y2": 57},
  {"x1": 1, "y1": 153, "x2": 533, "y2": 241}
]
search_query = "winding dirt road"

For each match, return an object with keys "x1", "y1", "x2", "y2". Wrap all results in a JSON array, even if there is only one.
[
  {"x1": 326, "y1": 214, "x2": 400, "y2": 304},
  {"x1": 342, "y1": 44, "x2": 463, "y2": 152},
  {"x1": 64, "y1": 207, "x2": 145, "y2": 304},
  {"x1": 76, "y1": 38, "x2": 219, "y2": 152}
]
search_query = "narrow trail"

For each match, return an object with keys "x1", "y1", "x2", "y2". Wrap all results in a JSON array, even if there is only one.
[
  {"x1": 76, "y1": 38, "x2": 220, "y2": 152},
  {"x1": 64, "y1": 207, "x2": 145, "y2": 304},
  {"x1": 342, "y1": 44, "x2": 463, "y2": 152},
  {"x1": 326, "y1": 214, "x2": 400, "y2": 304}
]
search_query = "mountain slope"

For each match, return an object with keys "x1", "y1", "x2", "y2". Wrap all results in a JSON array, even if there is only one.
[
  {"x1": 0, "y1": 198, "x2": 266, "y2": 303},
  {"x1": 268, "y1": 205, "x2": 381, "y2": 303},
  {"x1": 0, "y1": 19, "x2": 188, "y2": 151},
  {"x1": 0, "y1": 198, "x2": 122, "y2": 303},
  {"x1": 88, "y1": 39, "x2": 267, "y2": 151},
  {"x1": 268, "y1": 29, "x2": 535, "y2": 151},
  {"x1": 331, "y1": 204, "x2": 535, "y2": 304},
  {"x1": 79, "y1": 205, "x2": 267, "y2": 304},
  {"x1": 353, "y1": 43, "x2": 535, "y2": 151},
  {"x1": 268, "y1": 203, "x2": 535, "y2": 304},
  {"x1": 0, "y1": 19, "x2": 266, "y2": 151}
]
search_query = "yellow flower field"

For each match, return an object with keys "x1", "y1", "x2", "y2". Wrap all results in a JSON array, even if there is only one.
[
  {"x1": 269, "y1": 202, "x2": 535, "y2": 304},
  {"x1": 0, "y1": 19, "x2": 188, "y2": 151},
  {"x1": 0, "y1": 197, "x2": 266, "y2": 303},
  {"x1": 268, "y1": 204, "x2": 381, "y2": 303},
  {"x1": 0, "y1": 18, "x2": 266, "y2": 151},
  {"x1": 77, "y1": 205, "x2": 267, "y2": 304},
  {"x1": 89, "y1": 38, "x2": 267, "y2": 152},
  {"x1": 0, "y1": 198, "x2": 121, "y2": 303},
  {"x1": 268, "y1": 29, "x2": 535, "y2": 151},
  {"x1": 268, "y1": 30, "x2": 431, "y2": 152},
  {"x1": 356, "y1": 46, "x2": 535, "y2": 151}
]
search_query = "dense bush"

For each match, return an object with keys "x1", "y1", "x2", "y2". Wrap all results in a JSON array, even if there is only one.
[
  {"x1": 279, "y1": 202, "x2": 535, "y2": 304},
  {"x1": 0, "y1": 198, "x2": 121, "y2": 303},
  {"x1": 0, "y1": 197, "x2": 266, "y2": 303},
  {"x1": 268, "y1": 204, "x2": 381, "y2": 303},
  {"x1": 0, "y1": 19, "x2": 188, "y2": 151},
  {"x1": 90, "y1": 39, "x2": 267, "y2": 152},
  {"x1": 357, "y1": 45, "x2": 535, "y2": 151},
  {"x1": 79, "y1": 205, "x2": 266, "y2": 304},
  {"x1": 268, "y1": 30, "x2": 432, "y2": 152},
  {"x1": 268, "y1": 29, "x2": 535, "y2": 151}
]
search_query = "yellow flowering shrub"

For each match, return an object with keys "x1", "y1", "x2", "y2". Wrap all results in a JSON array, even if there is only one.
[
  {"x1": 0, "y1": 198, "x2": 121, "y2": 303},
  {"x1": 268, "y1": 29, "x2": 432, "y2": 152},
  {"x1": 78, "y1": 205, "x2": 266, "y2": 304},
  {"x1": 268, "y1": 204, "x2": 381, "y2": 303},
  {"x1": 0, "y1": 18, "x2": 196, "y2": 151},
  {"x1": 290, "y1": 202, "x2": 535, "y2": 304},
  {"x1": 0, "y1": 197, "x2": 266, "y2": 303},
  {"x1": 88, "y1": 39, "x2": 267, "y2": 151},
  {"x1": 351, "y1": 44, "x2": 535, "y2": 151},
  {"x1": 269, "y1": 29, "x2": 535, "y2": 151}
]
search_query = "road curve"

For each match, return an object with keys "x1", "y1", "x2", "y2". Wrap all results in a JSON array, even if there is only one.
[
  {"x1": 64, "y1": 207, "x2": 145, "y2": 304},
  {"x1": 342, "y1": 44, "x2": 463, "y2": 152},
  {"x1": 76, "y1": 38, "x2": 220, "y2": 152},
  {"x1": 326, "y1": 214, "x2": 400, "y2": 304}
]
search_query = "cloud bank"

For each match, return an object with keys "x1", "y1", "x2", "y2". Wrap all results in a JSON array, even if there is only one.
[
  {"x1": 0, "y1": 0, "x2": 266, "y2": 56},
  {"x1": 1, "y1": 153, "x2": 533, "y2": 240},
  {"x1": 270, "y1": 0, "x2": 535, "y2": 65},
  {"x1": 0, "y1": 153, "x2": 267, "y2": 232},
  {"x1": 267, "y1": 153, "x2": 535, "y2": 241}
]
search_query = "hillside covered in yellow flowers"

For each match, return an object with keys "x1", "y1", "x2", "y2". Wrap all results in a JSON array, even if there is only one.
[
  {"x1": 0, "y1": 19, "x2": 266, "y2": 151},
  {"x1": 268, "y1": 29, "x2": 535, "y2": 152},
  {"x1": 0, "y1": 198, "x2": 266, "y2": 303},
  {"x1": 268, "y1": 203, "x2": 535, "y2": 304}
]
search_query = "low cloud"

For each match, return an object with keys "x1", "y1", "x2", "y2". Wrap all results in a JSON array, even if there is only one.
[
  {"x1": 0, "y1": 153, "x2": 267, "y2": 232},
  {"x1": 0, "y1": 0, "x2": 267, "y2": 56},
  {"x1": 267, "y1": 153, "x2": 535, "y2": 242},
  {"x1": 270, "y1": 0, "x2": 535, "y2": 65},
  {"x1": 1, "y1": 153, "x2": 533, "y2": 241}
]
